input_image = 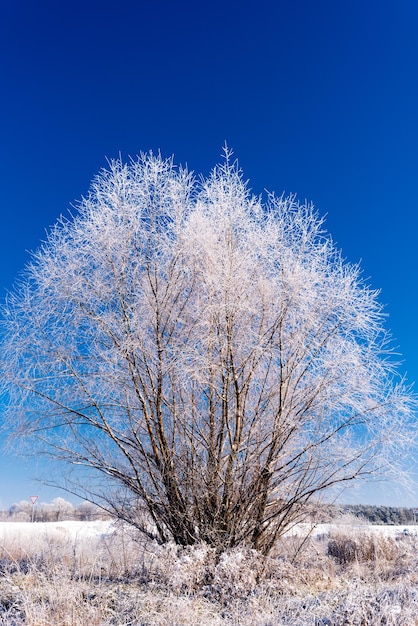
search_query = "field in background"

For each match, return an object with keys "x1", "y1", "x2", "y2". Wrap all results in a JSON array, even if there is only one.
[{"x1": 0, "y1": 518, "x2": 417, "y2": 625}]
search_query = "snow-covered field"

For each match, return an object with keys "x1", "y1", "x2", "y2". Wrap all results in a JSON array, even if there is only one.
[
  {"x1": 0, "y1": 519, "x2": 115, "y2": 541},
  {"x1": 0, "y1": 518, "x2": 416, "y2": 541},
  {"x1": 287, "y1": 521, "x2": 418, "y2": 538}
]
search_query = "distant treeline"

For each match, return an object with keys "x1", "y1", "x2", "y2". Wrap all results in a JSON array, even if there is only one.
[
  {"x1": 338, "y1": 504, "x2": 416, "y2": 525},
  {"x1": 0, "y1": 497, "x2": 108, "y2": 522},
  {"x1": 303, "y1": 501, "x2": 417, "y2": 525},
  {"x1": 1, "y1": 497, "x2": 415, "y2": 526}
]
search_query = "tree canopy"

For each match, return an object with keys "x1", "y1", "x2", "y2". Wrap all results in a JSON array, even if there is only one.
[{"x1": 1, "y1": 150, "x2": 414, "y2": 553}]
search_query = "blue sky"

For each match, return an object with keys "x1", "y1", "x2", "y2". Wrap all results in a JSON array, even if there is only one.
[{"x1": 1, "y1": 0, "x2": 417, "y2": 509}]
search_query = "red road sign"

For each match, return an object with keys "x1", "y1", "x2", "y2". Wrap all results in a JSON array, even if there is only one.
[{"x1": 30, "y1": 495, "x2": 38, "y2": 505}]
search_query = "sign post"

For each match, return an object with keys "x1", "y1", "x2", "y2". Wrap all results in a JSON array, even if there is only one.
[{"x1": 30, "y1": 495, "x2": 38, "y2": 523}]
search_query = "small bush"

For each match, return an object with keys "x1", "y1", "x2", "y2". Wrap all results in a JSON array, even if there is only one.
[
  {"x1": 327, "y1": 531, "x2": 403, "y2": 566},
  {"x1": 328, "y1": 536, "x2": 359, "y2": 564}
]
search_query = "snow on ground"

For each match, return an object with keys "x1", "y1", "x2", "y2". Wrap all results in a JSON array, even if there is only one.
[
  {"x1": 286, "y1": 522, "x2": 418, "y2": 538},
  {"x1": 0, "y1": 519, "x2": 417, "y2": 543},
  {"x1": 0, "y1": 519, "x2": 115, "y2": 543}
]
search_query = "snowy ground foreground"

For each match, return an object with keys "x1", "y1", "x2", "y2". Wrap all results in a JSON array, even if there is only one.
[{"x1": 0, "y1": 519, "x2": 417, "y2": 542}]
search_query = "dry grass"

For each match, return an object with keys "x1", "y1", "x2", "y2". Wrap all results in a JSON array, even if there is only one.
[{"x1": 0, "y1": 520, "x2": 417, "y2": 625}]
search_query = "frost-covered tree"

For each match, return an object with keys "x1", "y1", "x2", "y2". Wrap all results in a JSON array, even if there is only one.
[
  {"x1": 76, "y1": 500, "x2": 102, "y2": 521},
  {"x1": 0, "y1": 150, "x2": 414, "y2": 553},
  {"x1": 8, "y1": 500, "x2": 32, "y2": 522},
  {"x1": 36, "y1": 497, "x2": 74, "y2": 521}
]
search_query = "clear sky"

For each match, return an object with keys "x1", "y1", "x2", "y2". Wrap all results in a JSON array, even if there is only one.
[{"x1": 0, "y1": 0, "x2": 417, "y2": 509}]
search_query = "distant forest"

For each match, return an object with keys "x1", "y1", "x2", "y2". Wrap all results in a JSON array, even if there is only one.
[
  {"x1": 1, "y1": 499, "x2": 416, "y2": 526},
  {"x1": 339, "y1": 504, "x2": 417, "y2": 525}
]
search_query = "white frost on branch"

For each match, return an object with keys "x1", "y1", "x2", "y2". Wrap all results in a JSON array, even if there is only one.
[{"x1": 0, "y1": 150, "x2": 415, "y2": 552}]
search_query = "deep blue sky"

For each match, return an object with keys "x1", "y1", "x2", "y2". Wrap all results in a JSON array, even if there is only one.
[{"x1": 1, "y1": 0, "x2": 417, "y2": 509}]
